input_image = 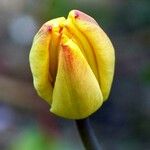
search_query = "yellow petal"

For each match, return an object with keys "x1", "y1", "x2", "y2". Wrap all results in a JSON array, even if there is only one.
[
  {"x1": 29, "y1": 17, "x2": 65, "y2": 104},
  {"x1": 64, "y1": 16, "x2": 99, "y2": 83},
  {"x1": 68, "y1": 10, "x2": 115, "y2": 101},
  {"x1": 50, "y1": 36, "x2": 103, "y2": 119},
  {"x1": 47, "y1": 17, "x2": 65, "y2": 84}
]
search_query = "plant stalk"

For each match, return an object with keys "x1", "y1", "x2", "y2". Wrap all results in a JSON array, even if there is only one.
[{"x1": 75, "y1": 118, "x2": 102, "y2": 150}]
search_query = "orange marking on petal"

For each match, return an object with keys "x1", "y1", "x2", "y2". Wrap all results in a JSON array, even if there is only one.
[
  {"x1": 61, "y1": 44, "x2": 74, "y2": 70},
  {"x1": 59, "y1": 27, "x2": 63, "y2": 33}
]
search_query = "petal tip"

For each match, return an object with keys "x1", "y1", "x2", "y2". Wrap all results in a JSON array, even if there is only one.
[
  {"x1": 74, "y1": 10, "x2": 80, "y2": 19},
  {"x1": 69, "y1": 9, "x2": 98, "y2": 26},
  {"x1": 47, "y1": 25, "x2": 52, "y2": 32}
]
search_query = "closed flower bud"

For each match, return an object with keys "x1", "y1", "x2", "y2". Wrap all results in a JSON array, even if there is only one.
[{"x1": 29, "y1": 10, "x2": 115, "y2": 119}]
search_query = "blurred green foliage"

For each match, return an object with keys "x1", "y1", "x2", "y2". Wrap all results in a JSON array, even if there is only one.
[
  {"x1": 140, "y1": 66, "x2": 150, "y2": 85},
  {"x1": 10, "y1": 127, "x2": 74, "y2": 150}
]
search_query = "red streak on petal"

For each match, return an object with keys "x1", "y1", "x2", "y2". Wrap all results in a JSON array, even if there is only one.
[
  {"x1": 61, "y1": 45, "x2": 74, "y2": 70},
  {"x1": 59, "y1": 27, "x2": 63, "y2": 33}
]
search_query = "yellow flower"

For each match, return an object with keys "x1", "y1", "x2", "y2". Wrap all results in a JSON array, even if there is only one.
[{"x1": 29, "y1": 10, "x2": 115, "y2": 119}]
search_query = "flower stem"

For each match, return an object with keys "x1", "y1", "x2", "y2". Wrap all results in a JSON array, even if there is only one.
[{"x1": 75, "y1": 118, "x2": 102, "y2": 150}]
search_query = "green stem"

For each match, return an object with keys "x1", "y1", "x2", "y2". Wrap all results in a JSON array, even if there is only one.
[{"x1": 75, "y1": 118, "x2": 102, "y2": 150}]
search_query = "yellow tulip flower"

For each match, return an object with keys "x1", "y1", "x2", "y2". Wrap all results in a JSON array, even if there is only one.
[{"x1": 29, "y1": 10, "x2": 115, "y2": 119}]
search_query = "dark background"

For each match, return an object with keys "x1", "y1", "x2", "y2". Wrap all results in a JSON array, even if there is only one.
[{"x1": 0, "y1": 0, "x2": 150, "y2": 150}]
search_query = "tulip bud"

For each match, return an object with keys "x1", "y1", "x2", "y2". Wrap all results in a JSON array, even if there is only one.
[{"x1": 29, "y1": 10, "x2": 115, "y2": 119}]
